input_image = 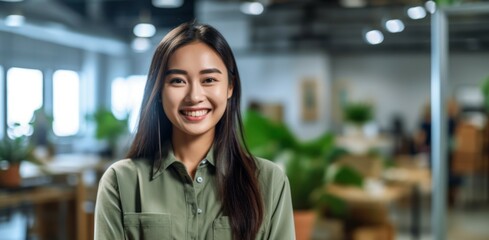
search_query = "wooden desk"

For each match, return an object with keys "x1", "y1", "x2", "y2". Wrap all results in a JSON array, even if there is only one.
[
  {"x1": 0, "y1": 153, "x2": 104, "y2": 240},
  {"x1": 383, "y1": 167, "x2": 431, "y2": 193},
  {"x1": 0, "y1": 186, "x2": 75, "y2": 208},
  {"x1": 383, "y1": 166, "x2": 432, "y2": 240},
  {"x1": 326, "y1": 183, "x2": 406, "y2": 206},
  {"x1": 325, "y1": 183, "x2": 404, "y2": 240}
]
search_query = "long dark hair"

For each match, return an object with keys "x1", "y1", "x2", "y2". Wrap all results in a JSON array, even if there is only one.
[{"x1": 126, "y1": 22, "x2": 264, "y2": 240}]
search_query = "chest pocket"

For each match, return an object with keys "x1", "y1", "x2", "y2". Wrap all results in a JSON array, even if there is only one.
[
  {"x1": 213, "y1": 217, "x2": 232, "y2": 240},
  {"x1": 123, "y1": 213, "x2": 172, "y2": 240}
]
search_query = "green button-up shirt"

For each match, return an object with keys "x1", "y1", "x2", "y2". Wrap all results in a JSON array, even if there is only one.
[{"x1": 94, "y1": 149, "x2": 295, "y2": 240}]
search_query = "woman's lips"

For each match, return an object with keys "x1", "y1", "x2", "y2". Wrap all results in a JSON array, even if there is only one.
[{"x1": 179, "y1": 109, "x2": 211, "y2": 121}]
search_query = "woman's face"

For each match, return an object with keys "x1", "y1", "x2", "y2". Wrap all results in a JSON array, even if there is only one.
[{"x1": 161, "y1": 41, "x2": 233, "y2": 138}]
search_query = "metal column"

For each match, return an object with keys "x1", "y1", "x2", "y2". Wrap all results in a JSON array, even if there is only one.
[{"x1": 431, "y1": 9, "x2": 448, "y2": 240}]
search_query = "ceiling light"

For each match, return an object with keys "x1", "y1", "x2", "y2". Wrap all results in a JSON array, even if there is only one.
[
  {"x1": 240, "y1": 2, "x2": 264, "y2": 15},
  {"x1": 425, "y1": 1, "x2": 436, "y2": 14},
  {"x1": 131, "y1": 38, "x2": 152, "y2": 52},
  {"x1": 5, "y1": 14, "x2": 25, "y2": 27},
  {"x1": 152, "y1": 0, "x2": 183, "y2": 8},
  {"x1": 365, "y1": 30, "x2": 384, "y2": 45},
  {"x1": 407, "y1": 6, "x2": 427, "y2": 20},
  {"x1": 133, "y1": 23, "x2": 156, "y2": 38},
  {"x1": 339, "y1": 0, "x2": 367, "y2": 8},
  {"x1": 385, "y1": 19, "x2": 405, "y2": 33}
]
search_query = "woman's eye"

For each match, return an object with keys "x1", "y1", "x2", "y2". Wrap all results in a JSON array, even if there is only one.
[
  {"x1": 203, "y1": 78, "x2": 216, "y2": 84},
  {"x1": 169, "y1": 78, "x2": 185, "y2": 84}
]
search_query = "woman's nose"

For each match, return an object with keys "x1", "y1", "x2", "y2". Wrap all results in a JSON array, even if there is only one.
[{"x1": 185, "y1": 83, "x2": 205, "y2": 103}]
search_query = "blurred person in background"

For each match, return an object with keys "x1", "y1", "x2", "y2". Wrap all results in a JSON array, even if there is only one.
[
  {"x1": 390, "y1": 114, "x2": 416, "y2": 156},
  {"x1": 94, "y1": 22, "x2": 295, "y2": 240},
  {"x1": 415, "y1": 98, "x2": 461, "y2": 206}
]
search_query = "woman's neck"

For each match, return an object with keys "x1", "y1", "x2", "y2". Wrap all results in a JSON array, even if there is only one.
[{"x1": 171, "y1": 128, "x2": 214, "y2": 178}]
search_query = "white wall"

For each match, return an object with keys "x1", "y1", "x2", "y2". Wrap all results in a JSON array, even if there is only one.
[
  {"x1": 450, "y1": 53, "x2": 489, "y2": 89},
  {"x1": 331, "y1": 53, "x2": 430, "y2": 133},
  {"x1": 331, "y1": 52, "x2": 489, "y2": 133},
  {"x1": 238, "y1": 52, "x2": 332, "y2": 140}
]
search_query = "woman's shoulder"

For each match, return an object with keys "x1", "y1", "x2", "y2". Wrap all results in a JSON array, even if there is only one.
[
  {"x1": 105, "y1": 158, "x2": 149, "y2": 172},
  {"x1": 254, "y1": 157, "x2": 288, "y2": 183},
  {"x1": 100, "y1": 158, "x2": 152, "y2": 183}
]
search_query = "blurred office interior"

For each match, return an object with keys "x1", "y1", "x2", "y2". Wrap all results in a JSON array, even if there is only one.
[{"x1": 1, "y1": 0, "x2": 489, "y2": 239}]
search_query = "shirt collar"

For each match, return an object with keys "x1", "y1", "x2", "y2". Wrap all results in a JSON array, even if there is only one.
[{"x1": 151, "y1": 145, "x2": 216, "y2": 180}]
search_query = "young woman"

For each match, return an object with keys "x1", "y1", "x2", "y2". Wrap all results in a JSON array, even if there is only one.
[{"x1": 94, "y1": 22, "x2": 295, "y2": 240}]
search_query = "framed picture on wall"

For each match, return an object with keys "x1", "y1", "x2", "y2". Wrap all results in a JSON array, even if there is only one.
[{"x1": 301, "y1": 78, "x2": 319, "y2": 122}]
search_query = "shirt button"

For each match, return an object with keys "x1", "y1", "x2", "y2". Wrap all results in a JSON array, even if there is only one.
[
  {"x1": 201, "y1": 160, "x2": 207, "y2": 165},
  {"x1": 197, "y1": 208, "x2": 202, "y2": 214},
  {"x1": 196, "y1": 177, "x2": 203, "y2": 183}
]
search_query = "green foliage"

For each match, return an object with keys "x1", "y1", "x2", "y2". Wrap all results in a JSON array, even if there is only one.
[
  {"x1": 283, "y1": 152, "x2": 323, "y2": 210},
  {"x1": 243, "y1": 110, "x2": 349, "y2": 211},
  {"x1": 315, "y1": 192, "x2": 347, "y2": 217},
  {"x1": 87, "y1": 109, "x2": 128, "y2": 157},
  {"x1": 243, "y1": 110, "x2": 298, "y2": 160},
  {"x1": 89, "y1": 109, "x2": 128, "y2": 144},
  {"x1": 481, "y1": 76, "x2": 489, "y2": 112},
  {"x1": 343, "y1": 102, "x2": 373, "y2": 126},
  {"x1": 0, "y1": 136, "x2": 38, "y2": 165},
  {"x1": 435, "y1": 0, "x2": 462, "y2": 6},
  {"x1": 330, "y1": 166, "x2": 364, "y2": 187}
]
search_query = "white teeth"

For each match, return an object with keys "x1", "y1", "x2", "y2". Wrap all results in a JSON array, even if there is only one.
[{"x1": 183, "y1": 110, "x2": 208, "y2": 117}]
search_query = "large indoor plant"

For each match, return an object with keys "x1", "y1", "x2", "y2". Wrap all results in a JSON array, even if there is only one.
[{"x1": 244, "y1": 110, "x2": 346, "y2": 239}]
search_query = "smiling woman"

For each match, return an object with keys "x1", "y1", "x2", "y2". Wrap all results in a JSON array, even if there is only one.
[
  {"x1": 94, "y1": 22, "x2": 295, "y2": 240},
  {"x1": 162, "y1": 42, "x2": 233, "y2": 144}
]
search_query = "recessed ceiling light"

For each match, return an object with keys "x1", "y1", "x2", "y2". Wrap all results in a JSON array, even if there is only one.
[
  {"x1": 152, "y1": 0, "x2": 183, "y2": 8},
  {"x1": 385, "y1": 19, "x2": 405, "y2": 33},
  {"x1": 340, "y1": 0, "x2": 367, "y2": 8},
  {"x1": 425, "y1": 1, "x2": 436, "y2": 14},
  {"x1": 5, "y1": 14, "x2": 25, "y2": 27},
  {"x1": 365, "y1": 30, "x2": 384, "y2": 45},
  {"x1": 407, "y1": 6, "x2": 427, "y2": 20},
  {"x1": 240, "y1": 2, "x2": 264, "y2": 15},
  {"x1": 133, "y1": 23, "x2": 156, "y2": 38}
]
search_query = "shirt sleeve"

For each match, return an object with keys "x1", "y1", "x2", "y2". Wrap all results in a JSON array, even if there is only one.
[
  {"x1": 266, "y1": 175, "x2": 296, "y2": 239},
  {"x1": 94, "y1": 168, "x2": 125, "y2": 240}
]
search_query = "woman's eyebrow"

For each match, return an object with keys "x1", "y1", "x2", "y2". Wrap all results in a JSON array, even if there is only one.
[
  {"x1": 165, "y1": 69, "x2": 187, "y2": 75},
  {"x1": 165, "y1": 68, "x2": 222, "y2": 75},
  {"x1": 200, "y1": 68, "x2": 222, "y2": 74}
]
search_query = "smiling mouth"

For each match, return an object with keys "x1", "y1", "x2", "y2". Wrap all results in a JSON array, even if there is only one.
[{"x1": 179, "y1": 109, "x2": 210, "y2": 117}]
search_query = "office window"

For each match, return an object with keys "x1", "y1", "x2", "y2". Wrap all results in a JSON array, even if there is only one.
[
  {"x1": 6, "y1": 67, "x2": 43, "y2": 137},
  {"x1": 53, "y1": 70, "x2": 80, "y2": 136},
  {"x1": 111, "y1": 77, "x2": 128, "y2": 119},
  {"x1": 111, "y1": 75, "x2": 146, "y2": 132}
]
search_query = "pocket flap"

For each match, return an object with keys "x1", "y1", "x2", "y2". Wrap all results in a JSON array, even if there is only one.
[{"x1": 124, "y1": 213, "x2": 171, "y2": 227}]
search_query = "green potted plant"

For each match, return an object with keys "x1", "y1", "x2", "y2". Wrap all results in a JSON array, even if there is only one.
[
  {"x1": 342, "y1": 102, "x2": 374, "y2": 137},
  {"x1": 0, "y1": 126, "x2": 41, "y2": 188},
  {"x1": 343, "y1": 102, "x2": 373, "y2": 126},
  {"x1": 244, "y1": 110, "x2": 348, "y2": 240},
  {"x1": 88, "y1": 109, "x2": 129, "y2": 158}
]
